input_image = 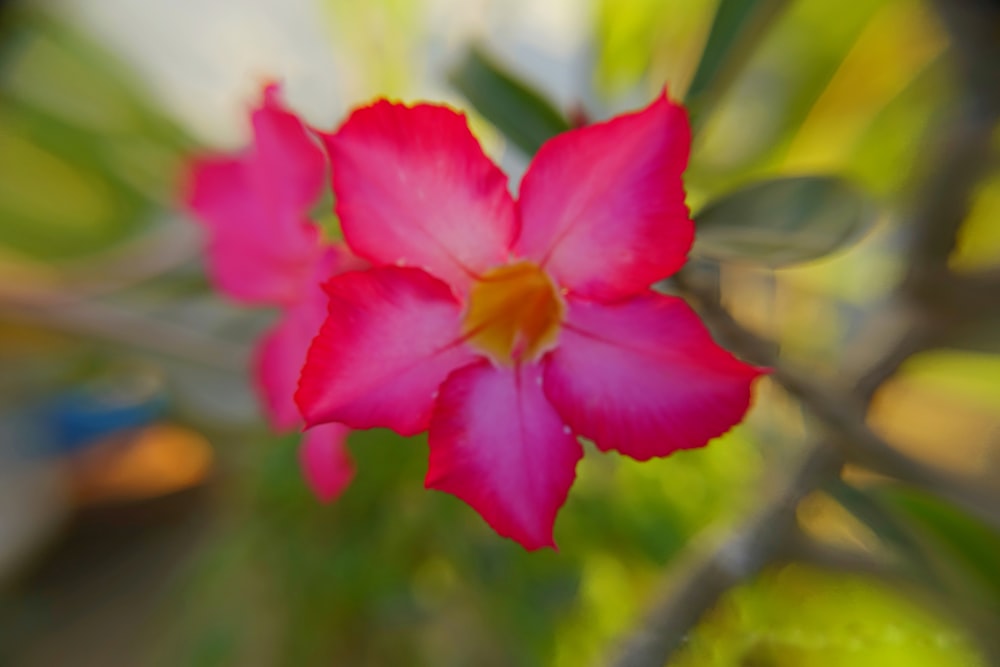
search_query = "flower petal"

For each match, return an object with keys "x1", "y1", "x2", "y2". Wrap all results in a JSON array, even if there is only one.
[
  {"x1": 185, "y1": 84, "x2": 324, "y2": 305},
  {"x1": 255, "y1": 295, "x2": 323, "y2": 432},
  {"x1": 543, "y1": 293, "x2": 765, "y2": 461},
  {"x1": 296, "y1": 266, "x2": 478, "y2": 435},
  {"x1": 255, "y1": 246, "x2": 361, "y2": 430},
  {"x1": 324, "y1": 100, "x2": 517, "y2": 293},
  {"x1": 256, "y1": 308, "x2": 317, "y2": 431},
  {"x1": 515, "y1": 93, "x2": 693, "y2": 301},
  {"x1": 299, "y1": 423, "x2": 354, "y2": 502},
  {"x1": 426, "y1": 361, "x2": 583, "y2": 550},
  {"x1": 250, "y1": 85, "x2": 327, "y2": 215}
]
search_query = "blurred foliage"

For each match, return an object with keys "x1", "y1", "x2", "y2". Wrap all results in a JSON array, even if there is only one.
[
  {"x1": 150, "y1": 427, "x2": 764, "y2": 667},
  {"x1": 673, "y1": 565, "x2": 983, "y2": 667},
  {"x1": 953, "y1": 171, "x2": 1000, "y2": 272},
  {"x1": 593, "y1": 0, "x2": 713, "y2": 96},
  {"x1": 322, "y1": 0, "x2": 421, "y2": 100},
  {"x1": 683, "y1": 0, "x2": 791, "y2": 131},
  {"x1": 0, "y1": 11, "x2": 189, "y2": 261},
  {"x1": 449, "y1": 46, "x2": 571, "y2": 157},
  {"x1": 692, "y1": 176, "x2": 878, "y2": 266},
  {"x1": 1, "y1": 1, "x2": 998, "y2": 666},
  {"x1": 878, "y1": 486, "x2": 1000, "y2": 612}
]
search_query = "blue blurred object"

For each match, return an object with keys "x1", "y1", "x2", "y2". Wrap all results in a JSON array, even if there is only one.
[{"x1": 37, "y1": 366, "x2": 168, "y2": 456}]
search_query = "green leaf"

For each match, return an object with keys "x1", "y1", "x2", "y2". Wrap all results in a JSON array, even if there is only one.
[
  {"x1": 878, "y1": 485, "x2": 1000, "y2": 607},
  {"x1": 692, "y1": 175, "x2": 879, "y2": 266},
  {"x1": 685, "y1": 0, "x2": 792, "y2": 130},
  {"x1": 824, "y1": 478, "x2": 940, "y2": 585},
  {"x1": 449, "y1": 46, "x2": 570, "y2": 157}
]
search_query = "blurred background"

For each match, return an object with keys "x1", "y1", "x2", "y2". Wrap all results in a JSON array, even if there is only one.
[{"x1": 0, "y1": 0, "x2": 997, "y2": 665}]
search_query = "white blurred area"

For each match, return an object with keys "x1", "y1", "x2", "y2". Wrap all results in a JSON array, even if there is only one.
[{"x1": 57, "y1": 0, "x2": 594, "y2": 147}]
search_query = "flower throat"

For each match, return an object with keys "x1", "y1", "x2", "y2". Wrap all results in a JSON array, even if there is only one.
[{"x1": 462, "y1": 261, "x2": 565, "y2": 364}]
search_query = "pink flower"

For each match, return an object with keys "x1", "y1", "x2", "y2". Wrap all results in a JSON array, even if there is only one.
[
  {"x1": 297, "y1": 92, "x2": 766, "y2": 549},
  {"x1": 184, "y1": 84, "x2": 355, "y2": 502}
]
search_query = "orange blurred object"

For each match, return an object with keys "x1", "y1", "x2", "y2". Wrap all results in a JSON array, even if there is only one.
[{"x1": 71, "y1": 423, "x2": 214, "y2": 506}]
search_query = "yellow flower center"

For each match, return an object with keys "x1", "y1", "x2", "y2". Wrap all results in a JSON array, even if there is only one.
[{"x1": 463, "y1": 261, "x2": 565, "y2": 363}]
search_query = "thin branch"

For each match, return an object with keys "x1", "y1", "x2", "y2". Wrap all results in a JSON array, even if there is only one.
[{"x1": 780, "y1": 532, "x2": 902, "y2": 582}]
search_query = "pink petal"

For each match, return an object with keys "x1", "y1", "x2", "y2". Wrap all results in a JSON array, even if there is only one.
[
  {"x1": 426, "y1": 361, "x2": 583, "y2": 550},
  {"x1": 184, "y1": 84, "x2": 325, "y2": 305},
  {"x1": 254, "y1": 245, "x2": 361, "y2": 431},
  {"x1": 299, "y1": 423, "x2": 354, "y2": 502},
  {"x1": 295, "y1": 266, "x2": 478, "y2": 435},
  {"x1": 543, "y1": 293, "x2": 765, "y2": 461},
  {"x1": 515, "y1": 93, "x2": 693, "y2": 301},
  {"x1": 255, "y1": 291, "x2": 326, "y2": 431},
  {"x1": 250, "y1": 84, "x2": 327, "y2": 216},
  {"x1": 323, "y1": 100, "x2": 517, "y2": 293}
]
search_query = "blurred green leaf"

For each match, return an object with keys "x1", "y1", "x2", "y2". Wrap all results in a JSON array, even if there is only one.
[
  {"x1": 685, "y1": 0, "x2": 791, "y2": 129},
  {"x1": 449, "y1": 46, "x2": 570, "y2": 156},
  {"x1": 692, "y1": 175, "x2": 878, "y2": 266},
  {"x1": 848, "y1": 58, "x2": 946, "y2": 198},
  {"x1": 592, "y1": 0, "x2": 712, "y2": 95},
  {"x1": 824, "y1": 478, "x2": 940, "y2": 584},
  {"x1": 877, "y1": 486, "x2": 1000, "y2": 607},
  {"x1": 0, "y1": 11, "x2": 190, "y2": 260},
  {"x1": 672, "y1": 564, "x2": 985, "y2": 667}
]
